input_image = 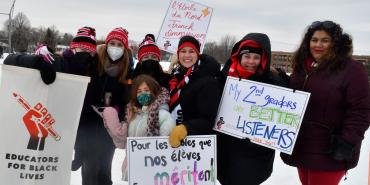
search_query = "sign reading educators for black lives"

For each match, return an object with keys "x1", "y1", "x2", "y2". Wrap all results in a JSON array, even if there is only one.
[
  {"x1": 0, "y1": 65, "x2": 89, "y2": 185},
  {"x1": 214, "y1": 76, "x2": 310, "y2": 154},
  {"x1": 128, "y1": 135, "x2": 216, "y2": 185}
]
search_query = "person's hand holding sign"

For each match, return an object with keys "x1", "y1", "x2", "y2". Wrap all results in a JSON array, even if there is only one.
[{"x1": 169, "y1": 124, "x2": 188, "y2": 147}]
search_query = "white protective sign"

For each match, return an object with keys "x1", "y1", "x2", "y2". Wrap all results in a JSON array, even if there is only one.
[
  {"x1": 128, "y1": 135, "x2": 217, "y2": 185},
  {"x1": 214, "y1": 76, "x2": 310, "y2": 154},
  {"x1": 157, "y1": 0, "x2": 213, "y2": 53},
  {"x1": 0, "y1": 65, "x2": 89, "y2": 185}
]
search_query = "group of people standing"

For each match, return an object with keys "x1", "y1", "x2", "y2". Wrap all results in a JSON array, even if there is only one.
[{"x1": 4, "y1": 20, "x2": 369, "y2": 185}]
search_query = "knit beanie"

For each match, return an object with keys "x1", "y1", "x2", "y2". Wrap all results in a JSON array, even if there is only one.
[
  {"x1": 239, "y1": 46, "x2": 262, "y2": 56},
  {"x1": 145, "y1": 34, "x2": 155, "y2": 42},
  {"x1": 70, "y1": 27, "x2": 97, "y2": 53},
  {"x1": 105, "y1": 27, "x2": 129, "y2": 49},
  {"x1": 138, "y1": 38, "x2": 161, "y2": 61},
  {"x1": 177, "y1": 36, "x2": 200, "y2": 56}
]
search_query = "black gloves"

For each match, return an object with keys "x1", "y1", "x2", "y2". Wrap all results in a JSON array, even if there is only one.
[
  {"x1": 34, "y1": 57, "x2": 56, "y2": 85},
  {"x1": 276, "y1": 68, "x2": 290, "y2": 84},
  {"x1": 330, "y1": 135, "x2": 355, "y2": 161}
]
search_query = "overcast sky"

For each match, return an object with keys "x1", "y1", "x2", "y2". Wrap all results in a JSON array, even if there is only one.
[{"x1": 1, "y1": 0, "x2": 369, "y2": 55}]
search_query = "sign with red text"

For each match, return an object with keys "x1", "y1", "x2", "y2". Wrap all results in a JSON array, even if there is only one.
[
  {"x1": 128, "y1": 135, "x2": 217, "y2": 185},
  {"x1": 214, "y1": 76, "x2": 310, "y2": 154},
  {"x1": 0, "y1": 65, "x2": 89, "y2": 185},
  {"x1": 157, "y1": 0, "x2": 213, "y2": 53}
]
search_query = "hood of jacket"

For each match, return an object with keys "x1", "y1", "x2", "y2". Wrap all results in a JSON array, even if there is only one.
[{"x1": 224, "y1": 33, "x2": 272, "y2": 79}]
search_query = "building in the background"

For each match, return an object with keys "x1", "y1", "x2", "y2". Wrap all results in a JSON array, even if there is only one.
[
  {"x1": 271, "y1": 51, "x2": 293, "y2": 73},
  {"x1": 271, "y1": 51, "x2": 370, "y2": 79}
]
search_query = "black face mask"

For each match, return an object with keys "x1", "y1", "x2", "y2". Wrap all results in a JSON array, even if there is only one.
[
  {"x1": 73, "y1": 52, "x2": 93, "y2": 65},
  {"x1": 133, "y1": 59, "x2": 162, "y2": 81}
]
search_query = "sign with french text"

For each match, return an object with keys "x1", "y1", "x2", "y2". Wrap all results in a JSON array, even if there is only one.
[
  {"x1": 0, "y1": 64, "x2": 89, "y2": 185},
  {"x1": 157, "y1": 0, "x2": 213, "y2": 53},
  {"x1": 128, "y1": 135, "x2": 217, "y2": 185},
  {"x1": 214, "y1": 76, "x2": 310, "y2": 154}
]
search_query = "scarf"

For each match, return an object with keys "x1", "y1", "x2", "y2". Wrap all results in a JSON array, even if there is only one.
[
  {"x1": 305, "y1": 57, "x2": 320, "y2": 74},
  {"x1": 104, "y1": 58, "x2": 122, "y2": 78},
  {"x1": 228, "y1": 60, "x2": 255, "y2": 79},
  {"x1": 125, "y1": 87, "x2": 169, "y2": 136},
  {"x1": 146, "y1": 88, "x2": 169, "y2": 136},
  {"x1": 169, "y1": 60, "x2": 201, "y2": 112}
]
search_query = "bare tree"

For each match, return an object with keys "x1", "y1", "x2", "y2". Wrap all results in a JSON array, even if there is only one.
[
  {"x1": 29, "y1": 27, "x2": 45, "y2": 45},
  {"x1": 0, "y1": 30, "x2": 6, "y2": 43},
  {"x1": 43, "y1": 26, "x2": 59, "y2": 50},
  {"x1": 0, "y1": 12, "x2": 77, "y2": 53},
  {"x1": 218, "y1": 35, "x2": 237, "y2": 63},
  {"x1": 203, "y1": 41, "x2": 219, "y2": 59},
  {"x1": 60, "y1": 33, "x2": 73, "y2": 46},
  {"x1": 7, "y1": 12, "x2": 31, "y2": 52}
]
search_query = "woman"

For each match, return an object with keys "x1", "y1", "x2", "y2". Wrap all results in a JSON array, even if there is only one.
[
  {"x1": 102, "y1": 74, "x2": 175, "y2": 181},
  {"x1": 74, "y1": 27, "x2": 132, "y2": 185},
  {"x1": 4, "y1": 26, "x2": 98, "y2": 84},
  {"x1": 217, "y1": 33, "x2": 286, "y2": 185},
  {"x1": 133, "y1": 37, "x2": 171, "y2": 89},
  {"x1": 167, "y1": 35, "x2": 222, "y2": 147},
  {"x1": 280, "y1": 21, "x2": 370, "y2": 185}
]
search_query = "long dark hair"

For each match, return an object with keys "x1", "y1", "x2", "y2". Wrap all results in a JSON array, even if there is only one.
[{"x1": 292, "y1": 20, "x2": 353, "y2": 73}]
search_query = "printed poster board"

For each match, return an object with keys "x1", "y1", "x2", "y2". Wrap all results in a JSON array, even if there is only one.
[{"x1": 0, "y1": 64, "x2": 89, "y2": 185}]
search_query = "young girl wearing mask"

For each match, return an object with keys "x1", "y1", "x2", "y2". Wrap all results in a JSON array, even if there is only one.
[{"x1": 102, "y1": 74, "x2": 175, "y2": 181}]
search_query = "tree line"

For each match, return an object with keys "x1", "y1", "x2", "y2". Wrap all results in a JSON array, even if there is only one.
[
  {"x1": 0, "y1": 12, "x2": 73, "y2": 53},
  {"x1": 1, "y1": 12, "x2": 239, "y2": 64}
]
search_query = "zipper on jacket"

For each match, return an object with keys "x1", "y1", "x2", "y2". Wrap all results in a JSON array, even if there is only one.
[
  {"x1": 302, "y1": 72, "x2": 312, "y2": 90},
  {"x1": 301, "y1": 63, "x2": 318, "y2": 90}
]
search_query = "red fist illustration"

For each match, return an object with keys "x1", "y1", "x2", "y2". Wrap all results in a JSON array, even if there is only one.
[{"x1": 22, "y1": 103, "x2": 55, "y2": 150}]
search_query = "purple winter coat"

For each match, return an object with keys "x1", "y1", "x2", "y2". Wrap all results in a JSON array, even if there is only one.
[{"x1": 281, "y1": 59, "x2": 370, "y2": 171}]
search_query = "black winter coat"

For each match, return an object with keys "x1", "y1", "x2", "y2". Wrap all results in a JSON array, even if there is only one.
[
  {"x1": 172, "y1": 54, "x2": 222, "y2": 135},
  {"x1": 217, "y1": 33, "x2": 287, "y2": 185}
]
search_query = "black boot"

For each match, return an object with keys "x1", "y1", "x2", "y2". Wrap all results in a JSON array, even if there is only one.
[{"x1": 71, "y1": 150, "x2": 83, "y2": 171}]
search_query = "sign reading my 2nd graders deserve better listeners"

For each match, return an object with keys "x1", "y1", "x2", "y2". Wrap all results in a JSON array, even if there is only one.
[
  {"x1": 214, "y1": 76, "x2": 311, "y2": 154},
  {"x1": 156, "y1": 0, "x2": 213, "y2": 53},
  {"x1": 128, "y1": 135, "x2": 217, "y2": 185}
]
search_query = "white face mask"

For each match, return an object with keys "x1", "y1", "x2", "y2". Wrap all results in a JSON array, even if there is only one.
[{"x1": 107, "y1": 46, "x2": 124, "y2": 61}]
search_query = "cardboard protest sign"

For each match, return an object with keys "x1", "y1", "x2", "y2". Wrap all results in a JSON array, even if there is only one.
[
  {"x1": 214, "y1": 76, "x2": 310, "y2": 154},
  {"x1": 0, "y1": 65, "x2": 89, "y2": 185},
  {"x1": 157, "y1": 0, "x2": 213, "y2": 53},
  {"x1": 128, "y1": 135, "x2": 217, "y2": 185}
]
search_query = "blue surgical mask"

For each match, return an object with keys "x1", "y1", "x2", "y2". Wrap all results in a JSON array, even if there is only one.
[{"x1": 137, "y1": 92, "x2": 152, "y2": 106}]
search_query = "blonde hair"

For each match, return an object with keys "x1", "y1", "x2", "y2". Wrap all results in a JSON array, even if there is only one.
[{"x1": 97, "y1": 44, "x2": 131, "y2": 84}]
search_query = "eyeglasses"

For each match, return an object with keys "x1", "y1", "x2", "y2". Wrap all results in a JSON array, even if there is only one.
[{"x1": 309, "y1": 21, "x2": 336, "y2": 30}]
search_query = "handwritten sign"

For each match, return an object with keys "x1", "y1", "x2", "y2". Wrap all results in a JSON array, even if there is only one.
[
  {"x1": 214, "y1": 76, "x2": 310, "y2": 154},
  {"x1": 157, "y1": 0, "x2": 213, "y2": 53},
  {"x1": 0, "y1": 65, "x2": 89, "y2": 185},
  {"x1": 128, "y1": 135, "x2": 217, "y2": 185}
]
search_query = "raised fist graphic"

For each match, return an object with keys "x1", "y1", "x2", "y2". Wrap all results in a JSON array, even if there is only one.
[{"x1": 13, "y1": 93, "x2": 60, "y2": 151}]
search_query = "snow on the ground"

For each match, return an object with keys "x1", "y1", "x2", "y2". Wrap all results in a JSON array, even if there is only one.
[{"x1": 71, "y1": 130, "x2": 369, "y2": 185}]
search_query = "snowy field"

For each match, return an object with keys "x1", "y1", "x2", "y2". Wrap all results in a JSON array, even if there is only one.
[{"x1": 70, "y1": 130, "x2": 369, "y2": 185}]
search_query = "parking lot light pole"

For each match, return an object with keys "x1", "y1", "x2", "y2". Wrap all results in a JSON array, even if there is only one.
[{"x1": 0, "y1": 0, "x2": 16, "y2": 53}]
